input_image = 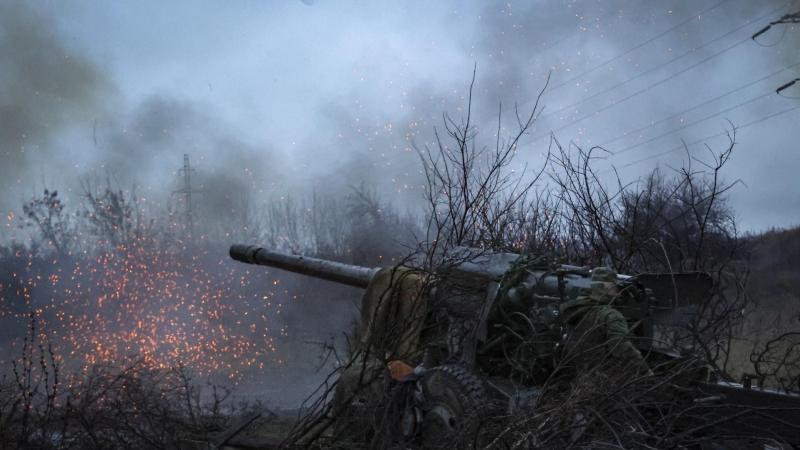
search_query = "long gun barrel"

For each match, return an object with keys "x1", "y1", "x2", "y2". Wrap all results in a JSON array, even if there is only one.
[{"x1": 229, "y1": 244, "x2": 379, "y2": 289}]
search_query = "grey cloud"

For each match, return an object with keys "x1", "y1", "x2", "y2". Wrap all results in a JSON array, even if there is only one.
[{"x1": 0, "y1": 1, "x2": 113, "y2": 199}]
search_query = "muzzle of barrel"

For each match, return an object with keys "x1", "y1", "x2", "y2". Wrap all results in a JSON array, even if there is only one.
[{"x1": 229, "y1": 244, "x2": 260, "y2": 265}]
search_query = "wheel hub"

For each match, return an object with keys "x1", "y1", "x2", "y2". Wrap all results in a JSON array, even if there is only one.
[{"x1": 424, "y1": 404, "x2": 458, "y2": 434}]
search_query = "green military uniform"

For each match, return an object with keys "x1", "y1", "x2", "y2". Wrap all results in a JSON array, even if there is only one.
[{"x1": 560, "y1": 267, "x2": 646, "y2": 370}]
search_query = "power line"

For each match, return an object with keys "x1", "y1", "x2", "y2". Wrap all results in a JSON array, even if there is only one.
[
  {"x1": 404, "y1": 55, "x2": 797, "y2": 188},
  {"x1": 458, "y1": 2, "x2": 790, "y2": 158},
  {"x1": 470, "y1": 2, "x2": 795, "y2": 159},
  {"x1": 597, "y1": 61, "x2": 800, "y2": 150},
  {"x1": 375, "y1": 0, "x2": 749, "y2": 173},
  {"x1": 523, "y1": 34, "x2": 753, "y2": 149},
  {"x1": 284, "y1": 1, "x2": 793, "y2": 192},
  {"x1": 404, "y1": 0, "x2": 737, "y2": 136},
  {"x1": 520, "y1": 2, "x2": 789, "y2": 131},
  {"x1": 603, "y1": 63, "x2": 800, "y2": 156},
  {"x1": 471, "y1": 0, "x2": 734, "y2": 129},
  {"x1": 604, "y1": 104, "x2": 800, "y2": 172},
  {"x1": 403, "y1": 0, "x2": 645, "y2": 130},
  {"x1": 609, "y1": 93, "x2": 770, "y2": 156}
]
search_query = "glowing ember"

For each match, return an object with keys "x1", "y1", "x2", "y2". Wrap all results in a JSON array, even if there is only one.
[{"x1": 1, "y1": 243, "x2": 286, "y2": 381}]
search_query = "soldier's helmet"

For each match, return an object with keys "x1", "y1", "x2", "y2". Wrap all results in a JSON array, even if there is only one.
[
  {"x1": 589, "y1": 267, "x2": 645, "y2": 305},
  {"x1": 590, "y1": 267, "x2": 618, "y2": 283},
  {"x1": 588, "y1": 267, "x2": 623, "y2": 302}
]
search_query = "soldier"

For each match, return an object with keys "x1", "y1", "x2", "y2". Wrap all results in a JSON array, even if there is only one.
[{"x1": 560, "y1": 267, "x2": 649, "y2": 373}]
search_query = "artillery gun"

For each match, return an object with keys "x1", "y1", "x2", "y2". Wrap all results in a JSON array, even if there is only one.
[{"x1": 230, "y1": 244, "x2": 800, "y2": 448}]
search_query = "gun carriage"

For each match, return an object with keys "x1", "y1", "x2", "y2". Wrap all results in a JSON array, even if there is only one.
[{"x1": 230, "y1": 244, "x2": 800, "y2": 448}]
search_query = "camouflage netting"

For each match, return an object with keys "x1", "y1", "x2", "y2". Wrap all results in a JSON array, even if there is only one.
[{"x1": 360, "y1": 266, "x2": 430, "y2": 364}]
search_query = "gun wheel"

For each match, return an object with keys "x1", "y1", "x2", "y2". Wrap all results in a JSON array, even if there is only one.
[{"x1": 418, "y1": 365, "x2": 489, "y2": 449}]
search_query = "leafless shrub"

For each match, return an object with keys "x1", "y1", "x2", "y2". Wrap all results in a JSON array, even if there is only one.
[
  {"x1": 21, "y1": 188, "x2": 76, "y2": 257},
  {"x1": 7, "y1": 68, "x2": 786, "y2": 448},
  {"x1": 750, "y1": 331, "x2": 800, "y2": 393},
  {"x1": 261, "y1": 185, "x2": 419, "y2": 267},
  {"x1": 542, "y1": 131, "x2": 755, "y2": 379},
  {"x1": 269, "y1": 69, "x2": 797, "y2": 449},
  {"x1": 79, "y1": 174, "x2": 139, "y2": 253},
  {"x1": 0, "y1": 313, "x2": 60, "y2": 448},
  {"x1": 0, "y1": 316, "x2": 270, "y2": 449},
  {"x1": 544, "y1": 132, "x2": 743, "y2": 273},
  {"x1": 418, "y1": 69, "x2": 550, "y2": 260}
]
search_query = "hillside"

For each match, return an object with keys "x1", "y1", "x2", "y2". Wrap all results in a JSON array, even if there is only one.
[
  {"x1": 728, "y1": 226, "x2": 800, "y2": 384},
  {"x1": 747, "y1": 226, "x2": 800, "y2": 309}
]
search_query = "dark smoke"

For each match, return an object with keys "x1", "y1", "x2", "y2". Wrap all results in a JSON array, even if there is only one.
[
  {"x1": 98, "y1": 95, "x2": 285, "y2": 225},
  {"x1": 0, "y1": 3, "x2": 286, "y2": 230},
  {"x1": 0, "y1": 2, "x2": 113, "y2": 210}
]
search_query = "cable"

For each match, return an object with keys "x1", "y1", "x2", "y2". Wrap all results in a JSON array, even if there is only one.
[
  {"x1": 290, "y1": 1, "x2": 793, "y2": 191},
  {"x1": 523, "y1": 2, "x2": 789, "y2": 129},
  {"x1": 778, "y1": 91, "x2": 800, "y2": 99},
  {"x1": 609, "y1": 93, "x2": 771, "y2": 156},
  {"x1": 471, "y1": 0, "x2": 734, "y2": 128},
  {"x1": 410, "y1": 60, "x2": 798, "y2": 186},
  {"x1": 467, "y1": 1, "x2": 793, "y2": 157},
  {"x1": 363, "y1": 0, "x2": 749, "y2": 172},
  {"x1": 385, "y1": 0, "x2": 641, "y2": 130},
  {"x1": 604, "y1": 104, "x2": 800, "y2": 172},
  {"x1": 597, "y1": 61, "x2": 800, "y2": 149},
  {"x1": 382, "y1": 47, "x2": 793, "y2": 186},
  {"x1": 463, "y1": 2, "x2": 791, "y2": 156},
  {"x1": 523, "y1": 34, "x2": 752, "y2": 148}
]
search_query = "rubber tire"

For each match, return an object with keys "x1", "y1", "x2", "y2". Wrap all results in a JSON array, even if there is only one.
[{"x1": 418, "y1": 365, "x2": 489, "y2": 449}]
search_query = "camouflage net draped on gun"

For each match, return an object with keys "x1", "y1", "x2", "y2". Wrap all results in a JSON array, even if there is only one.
[{"x1": 360, "y1": 266, "x2": 430, "y2": 365}]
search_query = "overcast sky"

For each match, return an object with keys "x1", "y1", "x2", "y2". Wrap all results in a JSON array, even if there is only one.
[{"x1": 1, "y1": 0, "x2": 798, "y2": 235}]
